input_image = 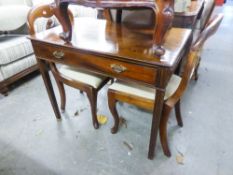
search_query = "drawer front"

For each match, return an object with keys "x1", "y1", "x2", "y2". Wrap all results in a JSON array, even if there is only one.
[{"x1": 33, "y1": 43, "x2": 157, "y2": 85}]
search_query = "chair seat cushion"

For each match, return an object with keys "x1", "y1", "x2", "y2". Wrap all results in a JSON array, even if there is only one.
[
  {"x1": 59, "y1": 65, "x2": 108, "y2": 89},
  {"x1": 0, "y1": 5, "x2": 30, "y2": 31},
  {"x1": 109, "y1": 75, "x2": 181, "y2": 100},
  {"x1": 0, "y1": 36, "x2": 34, "y2": 65}
]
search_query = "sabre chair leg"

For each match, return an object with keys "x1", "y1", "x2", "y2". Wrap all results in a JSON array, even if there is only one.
[
  {"x1": 175, "y1": 100, "x2": 183, "y2": 127},
  {"x1": 50, "y1": 63, "x2": 66, "y2": 112},
  {"x1": 194, "y1": 57, "x2": 201, "y2": 81},
  {"x1": 160, "y1": 104, "x2": 172, "y2": 157},
  {"x1": 55, "y1": 79, "x2": 66, "y2": 111},
  {"x1": 86, "y1": 88, "x2": 99, "y2": 129}
]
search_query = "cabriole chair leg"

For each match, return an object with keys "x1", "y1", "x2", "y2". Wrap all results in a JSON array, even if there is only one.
[
  {"x1": 160, "y1": 104, "x2": 172, "y2": 157},
  {"x1": 86, "y1": 88, "x2": 99, "y2": 129},
  {"x1": 175, "y1": 100, "x2": 183, "y2": 127},
  {"x1": 108, "y1": 90, "x2": 120, "y2": 134},
  {"x1": 55, "y1": 79, "x2": 66, "y2": 111}
]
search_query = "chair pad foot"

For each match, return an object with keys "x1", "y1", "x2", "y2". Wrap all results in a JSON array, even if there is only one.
[
  {"x1": 93, "y1": 122, "x2": 99, "y2": 129},
  {"x1": 111, "y1": 127, "x2": 118, "y2": 134}
]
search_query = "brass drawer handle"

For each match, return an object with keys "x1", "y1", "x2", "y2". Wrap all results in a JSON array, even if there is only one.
[
  {"x1": 110, "y1": 64, "x2": 127, "y2": 73},
  {"x1": 53, "y1": 51, "x2": 65, "y2": 59}
]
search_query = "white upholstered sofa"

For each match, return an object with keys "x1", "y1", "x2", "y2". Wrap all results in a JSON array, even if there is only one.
[{"x1": 0, "y1": 0, "x2": 37, "y2": 95}]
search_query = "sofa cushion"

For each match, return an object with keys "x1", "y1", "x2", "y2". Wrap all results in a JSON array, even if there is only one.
[
  {"x1": 0, "y1": 54, "x2": 36, "y2": 80},
  {"x1": 0, "y1": 5, "x2": 30, "y2": 31},
  {"x1": 0, "y1": 36, "x2": 34, "y2": 65}
]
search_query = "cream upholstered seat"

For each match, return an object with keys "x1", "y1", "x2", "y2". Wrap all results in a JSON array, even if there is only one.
[
  {"x1": 109, "y1": 75, "x2": 181, "y2": 101},
  {"x1": 59, "y1": 65, "x2": 108, "y2": 89}
]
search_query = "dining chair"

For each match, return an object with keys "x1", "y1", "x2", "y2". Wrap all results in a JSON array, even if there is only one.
[
  {"x1": 27, "y1": 4, "x2": 111, "y2": 129},
  {"x1": 107, "y1": 14, "x2": 223, "y2": 157}
]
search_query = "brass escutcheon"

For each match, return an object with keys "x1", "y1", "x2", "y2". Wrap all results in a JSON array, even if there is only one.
[
  {"x1": 110, "y1": 64, "x2": 127, "y2": 73},
  {"x1": 53, "y1": 51, "x2": 65, "y2": 59}
]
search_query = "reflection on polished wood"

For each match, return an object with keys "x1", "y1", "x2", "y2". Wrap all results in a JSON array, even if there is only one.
[
  {"x1": 54, "y1": 0, "x2": 175, "y2": 56},
  {"x1": 28, "y1": 12, "x2": 192, "y2": 159}
]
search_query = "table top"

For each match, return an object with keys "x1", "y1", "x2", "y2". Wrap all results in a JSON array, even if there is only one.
[{"x1": 29, "y1": 18, "x2": 191, "y2": 68}]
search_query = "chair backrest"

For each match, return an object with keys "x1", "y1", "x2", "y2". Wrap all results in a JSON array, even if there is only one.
[
  {"x1": 27, "y1": 3, "x2": 74, "y2": 35},
  {"x1": 27, "y1": 4, "x2": 56, "y2": 35},
  {"x1": 192, "y1": 14, "x2": 224, "y2": 52},
  {"x1": 178, "y1": 14, "x2": 224, "y2": 93}
]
